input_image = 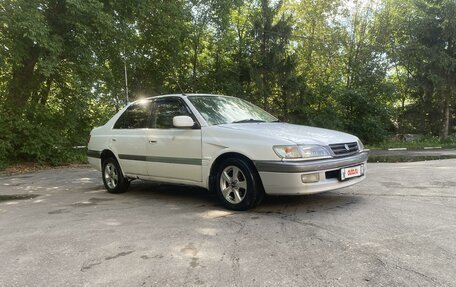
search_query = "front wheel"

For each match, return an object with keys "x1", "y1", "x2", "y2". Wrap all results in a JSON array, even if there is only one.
[
  {"x1": 102, "y1": 157, "x2": 129, "y2": 194},
  {"x1": 215, "y1": 158, "x2": 263, "y2": 211}
]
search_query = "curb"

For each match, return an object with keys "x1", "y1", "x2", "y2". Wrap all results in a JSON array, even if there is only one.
[{"x1": 368, "y1": 146, "x2": 456, "y2": 152}]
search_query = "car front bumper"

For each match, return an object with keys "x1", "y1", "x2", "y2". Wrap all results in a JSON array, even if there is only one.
[{"x1": 254, "y1": 152, "x2": 368, "y2": 195}]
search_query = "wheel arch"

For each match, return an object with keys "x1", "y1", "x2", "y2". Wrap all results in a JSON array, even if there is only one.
[
  {"x1": 100, "y1": 149, "x2": 126, "y2": 177},
  {"x1": 100, "y1": 149, "x2": 117, "y2": 163},
  {"x1": 208, "y1": 152, "x2": 264, "y2": 192}
]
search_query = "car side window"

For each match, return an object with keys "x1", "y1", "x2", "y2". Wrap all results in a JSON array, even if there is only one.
[
  {"x1": 113, "y1": 101, "x2": 151, "y2": 129},
  {"x1": 151, "y1": 98, "x2": 191, "y2": 129}
]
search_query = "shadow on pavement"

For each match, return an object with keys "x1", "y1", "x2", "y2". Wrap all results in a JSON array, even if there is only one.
[
  {"x1": 127, "y1": 181, "x2": 217, "y2": 206},
  {"x1": 256, "y1": 193, "x2": 362, "y2": 214},
  {"x1": 103, "y1": 180, "x2": 363, "y2": 214}
]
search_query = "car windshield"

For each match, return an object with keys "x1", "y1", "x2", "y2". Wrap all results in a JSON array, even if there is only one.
[{"x1": 188, "y1": 95, "x2": 278, "y2": 125}]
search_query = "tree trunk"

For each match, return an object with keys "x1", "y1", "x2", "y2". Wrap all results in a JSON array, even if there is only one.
[
  {"x1": 191, "y1": 36, "x2": 199, "y2": 89},
  {"x1": 6, "y1": 44, "x2": 40, "y2": 111},
  {"x1": 260, "y1": 0, "x2": 269, "y2": 111},
  {"x1": 440, "y1": 90, "x2": 450, "y2": 139},
  {"x1": 38, "y1": 77, "x2": 54, "y2": 105},
  {"x1": 261, "y1": 28, "x2": 267, "y2": 110}
]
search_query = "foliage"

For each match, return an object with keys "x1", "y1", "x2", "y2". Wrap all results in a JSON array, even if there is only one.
[
  {"x1": 380, "y1": 0, "x2": 456, "y2": 137},
  {"x1": 0, "y1": 105, "x2": 94, "y2": 165},
  {"x1": 0, "y1": 0, "x2": 455, "y2": 167}
]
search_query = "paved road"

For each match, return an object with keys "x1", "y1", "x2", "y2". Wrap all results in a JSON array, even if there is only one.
[{"x1": 1, "y1": 160, "x2": 455, "y2": 287}]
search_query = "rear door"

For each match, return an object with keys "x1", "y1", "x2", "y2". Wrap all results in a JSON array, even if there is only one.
[
  {"x1": 145, "y1": 97, "x2": 202, "y2": 182},
  {"x1": 110, "y1": 101, "x2": 151, "y2": 176}
]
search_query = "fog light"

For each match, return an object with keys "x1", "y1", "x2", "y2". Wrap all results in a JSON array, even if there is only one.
[{"x1": 301, "y1": 173, "x2": 320, "y2": 183}]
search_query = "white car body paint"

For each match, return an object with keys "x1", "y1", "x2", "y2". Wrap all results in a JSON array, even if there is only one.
[{"x1": 88, "y1": 94, "x2": 367, "y2": 195}]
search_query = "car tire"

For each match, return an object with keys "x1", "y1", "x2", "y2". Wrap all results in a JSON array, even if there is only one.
[
  {"x1": 215, "y1": 158, "x2": 263, "y2": 211},
  {"x1": 102, "y1": 157, "x2": 130, "y2": 194}
]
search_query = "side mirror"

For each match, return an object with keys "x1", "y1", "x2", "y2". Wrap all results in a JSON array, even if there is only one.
[{"x1": 173, "y1": 115, "x2": 194, "y2": 128}]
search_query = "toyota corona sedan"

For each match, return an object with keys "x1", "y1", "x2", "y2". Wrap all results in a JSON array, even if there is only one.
[{"x1": 87, "y1": 94, "x2": 367, "y2": 210}]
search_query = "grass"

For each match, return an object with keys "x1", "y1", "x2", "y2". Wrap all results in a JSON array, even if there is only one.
[
  {"x1": 368, "y1": 155, "x2": 456, "y2": 163},
  {"x1": 366, "y1": 136, "x2": 456, "y2": 150}
]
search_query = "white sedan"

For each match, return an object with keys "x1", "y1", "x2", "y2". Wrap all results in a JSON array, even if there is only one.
[{"x1": 88, "y1": 94, "x2": 367, "y2": 210}]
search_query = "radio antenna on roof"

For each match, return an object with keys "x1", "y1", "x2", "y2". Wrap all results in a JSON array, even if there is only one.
[{"x1": 173, "y1": 73, "x2": 187, "y2": 96}]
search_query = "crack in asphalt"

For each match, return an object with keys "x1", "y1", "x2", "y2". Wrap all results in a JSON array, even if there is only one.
[
  {"x1": 105, "y1": 251, "x2": 135, "y2": 261},
  {"x1": 0, "y1": 194, "x2": 39, "y2": 202},
  {"x1": 81, "y1": 251, "x2": 135, "y2": 272},
  {"x1": 392, "y1": 263, "x2": 442, "y2": 286},
  {"x1": 80, "y1": 260, "x2": 102, "y2": 271}
]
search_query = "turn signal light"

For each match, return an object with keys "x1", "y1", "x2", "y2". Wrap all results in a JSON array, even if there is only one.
[{"x1": 301, "y1": 173, "x2": 320, "y2": 183}]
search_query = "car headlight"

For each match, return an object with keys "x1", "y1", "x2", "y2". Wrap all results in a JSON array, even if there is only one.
[
  {"x1": 273, "y1": 145, "x2": 332, "y2": 160},
  {"x1": 273, "y1": 145, "x2": 302, "y2": 159},
  {"x1": 301, "y1": 146, "x2": 332, "y2": 159},
  {"x1": 357, "y1": 139, "x2": 364, "y2": 152}
]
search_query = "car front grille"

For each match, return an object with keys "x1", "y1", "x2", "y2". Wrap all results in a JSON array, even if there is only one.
[{"x1": 329, "y1": 142, "x2": 358, "y2": 156}]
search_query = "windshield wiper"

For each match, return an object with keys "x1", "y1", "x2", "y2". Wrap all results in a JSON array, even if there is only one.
[{"x1": 232, "y1": 119, "x2": 266, "y2": 123}]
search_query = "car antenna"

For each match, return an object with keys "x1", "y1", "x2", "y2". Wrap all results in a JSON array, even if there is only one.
[{"x1": 173, "y1": 74, "x2": 187, "y2": 96}]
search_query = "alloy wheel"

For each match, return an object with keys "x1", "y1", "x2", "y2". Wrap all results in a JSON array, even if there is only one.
[
  {"x1": 219, "y1": 165, "x2": 247, "y2": 204},
  {"x1": 104, "y1": 162, "x2": 119, "y2": 189}
]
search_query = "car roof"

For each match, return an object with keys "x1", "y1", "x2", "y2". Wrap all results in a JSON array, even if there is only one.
[
  {"x1": 146, "y1": 93, "x2": 223, "y2": 99},
  {"x1": 128, "y1": 93, "x2": 238, "y2": 106}
]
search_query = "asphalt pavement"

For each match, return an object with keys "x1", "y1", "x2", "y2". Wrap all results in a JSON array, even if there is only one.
[{"x1": 1, "y1": 160, "x2": 455, "y2": 286}]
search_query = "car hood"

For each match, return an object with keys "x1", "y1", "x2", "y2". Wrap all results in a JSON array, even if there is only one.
[{"x1": 218, "y1": 123, "x2": 358, "y2": 145}]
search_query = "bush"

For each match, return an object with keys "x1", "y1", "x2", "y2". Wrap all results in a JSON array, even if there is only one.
[
  {"x1": 337, "y1": 90, "x2": 394, "y2": 144},
  {"x1": 0, "y1": 110, "x2": 14, "y2": 168},
  {"x1": 0, "y1": 106, "x2": 90, "y2": 168}
]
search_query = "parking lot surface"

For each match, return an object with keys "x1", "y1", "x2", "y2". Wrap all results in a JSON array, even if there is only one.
[{"x1": 1, "y1": 160, "x2": 455, "y2": 287}]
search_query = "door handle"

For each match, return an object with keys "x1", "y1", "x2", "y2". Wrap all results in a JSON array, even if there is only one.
[{"x1": 148, "y1": 140, "x2": 157, "y2": 144}]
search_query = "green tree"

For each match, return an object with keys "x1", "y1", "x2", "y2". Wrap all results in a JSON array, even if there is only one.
[{"x1": 381, "y1": 0, "x2": 456, "y2": 139}]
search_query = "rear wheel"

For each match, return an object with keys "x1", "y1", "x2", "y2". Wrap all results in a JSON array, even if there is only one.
[
  {"x1": 215, "y1": 158, "x2": 263, "y2": 211},
  {"x1": 102, "y1": 157, "x2": 129, "y2": 194}
]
